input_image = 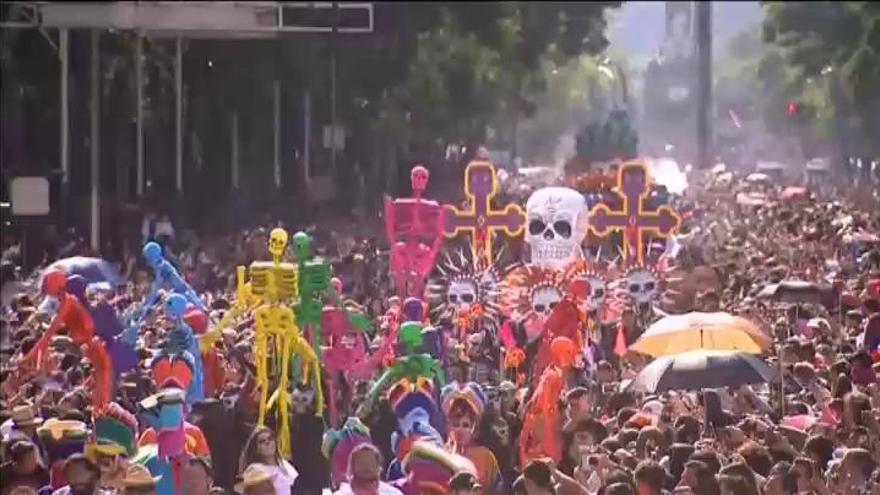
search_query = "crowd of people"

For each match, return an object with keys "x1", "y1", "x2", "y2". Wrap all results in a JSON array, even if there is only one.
[{"x1": 0, "y1": 159, "x2": 879, "y2": 495}]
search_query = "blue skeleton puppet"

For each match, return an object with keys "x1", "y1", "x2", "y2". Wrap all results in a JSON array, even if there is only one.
[
  {"x1": 133, "y1": 295, "x2": 206, "y2": 495},
  {"x1": 156, "y1": 293, "x2": 204, "y2": 403},
  {"x1": 124, "y1": 242, "x2": 207, "y2": 336}
]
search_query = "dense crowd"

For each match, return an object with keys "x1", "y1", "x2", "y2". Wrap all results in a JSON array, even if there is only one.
[{"x1": 0, "y1": 163, "x2": 879, "y2": 495}]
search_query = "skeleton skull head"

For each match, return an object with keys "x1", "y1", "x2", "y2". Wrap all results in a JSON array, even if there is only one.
[
  {"x1": 526, "y1": 187, "x2": 588, "y2": 269},
  {"x1": 584, "y1": 274, "x2": 608, "y2": 311},
  {"x1": 269, "y1": 228, "x2": 288, "y2": 259},
  {"x1": 522, "y1": 285, "x2": 562, "y2": 343},
  {"x1": 292, "y1": 231, "x2": 311, "y2": 260},
  {"x1": 164, "y1": 293, "x2": 187, "y2": 319},
  {"x1": 291, "y1": 387, "x2": 315, "y2": 414},
  {"x1": 531, "y1": 285, "x2": 562, "y2": 317},
  {"x1": 411, "y1": 165, "x2": 430, "y2": 195},
  {"x1": 447, "y1": 278, "x2": 478, "y2": 311},
  {"x1": 625, "y1": 268, "x2": 659, "y2": 306}
]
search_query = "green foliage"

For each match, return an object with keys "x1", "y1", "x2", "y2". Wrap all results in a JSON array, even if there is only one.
[{"x1": 761, "y1": 1, "x2": 880, "y2": 152}]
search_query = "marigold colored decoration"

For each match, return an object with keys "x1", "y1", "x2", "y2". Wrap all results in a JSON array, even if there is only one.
[
  {"x1": 588, "y1": 161, "x2": 681, "y2": 265},
  {"x1": 444, "y1": 160, "x2": 526, "y2": 266}
]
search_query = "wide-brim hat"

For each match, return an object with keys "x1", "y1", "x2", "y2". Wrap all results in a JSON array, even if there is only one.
[
  {"x1": 235, "y1": 464, "x2": 273, "y2": 492},
  {"x1": 122, "y1": 465, "x2": 162, "y2": 487},
  {"x1": 12, "y1": 404, "x2": 43, "y2": 427}
]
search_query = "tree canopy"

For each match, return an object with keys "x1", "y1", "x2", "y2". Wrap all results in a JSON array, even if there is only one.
[{"x1": 761, "y1": 1, "x2": 880, "y2": 156}]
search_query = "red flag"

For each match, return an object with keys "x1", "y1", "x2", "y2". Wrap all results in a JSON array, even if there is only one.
[{"x1": 614, "y1": 322, "x2": 628, "y2": 356}]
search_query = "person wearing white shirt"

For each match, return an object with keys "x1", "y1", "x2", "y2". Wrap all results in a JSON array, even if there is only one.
[
  {"x1": 332, "y1": 443, "x2": 402, "y2": 495},
  {"x1": 238, "y1": 427, "x2": 298, "y2": 495}
]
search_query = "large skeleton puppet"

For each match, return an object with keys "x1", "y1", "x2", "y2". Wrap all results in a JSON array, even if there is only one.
[{"x1": 494, "y1": 186, "x2": 591, "y2": 378}]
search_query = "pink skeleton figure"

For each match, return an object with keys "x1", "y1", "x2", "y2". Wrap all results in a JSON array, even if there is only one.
[
  {"x1": 384, "y1": 165, "x2": 447, "y2": 298},
  {"x1": 321, "y1": 306, "x2": 394, "y2": 425}
]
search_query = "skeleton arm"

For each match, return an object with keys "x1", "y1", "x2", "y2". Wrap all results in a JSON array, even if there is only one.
[
  {"x1": 289, "y1": 335, "x2": 324, "y2": 416},
  {"x1": 357, "y1": 366, "x2": 402, "y2": 419},
  {"x1": 166, "y1": 263, "x2": 207, "y2": 313},
  {"x1": 23, "y1": 297, "x2": 71, "y2": 366}
]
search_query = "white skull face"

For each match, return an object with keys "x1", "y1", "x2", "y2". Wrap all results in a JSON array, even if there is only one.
[
  {"x1": 447, "y1": 279, "x2": 478, "y2": 311},
  {"x1": 585, "y1": 275, "x2": 607, "y2": 311},
  {"x1": 526, "y1": 187, "x2": 588, "y2": 269},
  {"x1": 531, "y1": 286, "x2": 562, "y2": 316},
  {"x1": 625, "y1": 269, "x2": 658, "y2": 305}
]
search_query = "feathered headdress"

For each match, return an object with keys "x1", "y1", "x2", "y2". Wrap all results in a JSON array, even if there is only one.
[
  {"x1": 401, "y1": 440, "x2": 477, "y2": 495},
  {"x1": 500, "y1": 265, "x2": 572, "y2": 320},
  {"x1": 426, "y1": 247, "x2": 513, "y2": 332},
  {"x1": 150, "y1": 352, "x2": 195, "y2": 391},
  {"x1": 387, "y1": 378, "x2": 444, "y2": 482},
  {"x1": 322, "y1": 417, "x2": 372, "y2": 488},
  {"x1": 87, "y1": 402, "x2": 139, "y2": 459},
  {"x1": 440, "y1": 381, "x2": 487, "y2": 420}
]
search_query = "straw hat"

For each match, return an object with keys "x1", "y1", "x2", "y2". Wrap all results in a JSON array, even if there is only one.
[
  {"x1": 12, "y1": 404, "x2": 43, "y2": 428},
  {"x1": 235, "y1": 464, "x2": 273, "y2": 492},
  {"x1": 122, "y1": 465, "x2": 161, "y2": 487}
]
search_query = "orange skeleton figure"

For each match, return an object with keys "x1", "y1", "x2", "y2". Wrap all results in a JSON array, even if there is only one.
[
  {"x1": 23, "y1": 270, "x2": 112, "y2": 409},
  {"x1": 531, "y1": 298, "x2": 585, "y2": 380},
  {"x1": 519, "y1": 336, "x2": 576, "y2": 467}
]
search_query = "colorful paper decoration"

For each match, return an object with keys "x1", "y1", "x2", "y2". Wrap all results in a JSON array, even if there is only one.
[
  {"x1": 444, "y1": 161, "x2": 526, "y2": 265},
  {"x1": 588, "y1": 161, "x2": 681, "y2": 265}
]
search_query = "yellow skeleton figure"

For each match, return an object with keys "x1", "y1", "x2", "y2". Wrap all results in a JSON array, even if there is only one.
[{"x1": 248, "y1": 228, "x2": 322, "y2": 458}]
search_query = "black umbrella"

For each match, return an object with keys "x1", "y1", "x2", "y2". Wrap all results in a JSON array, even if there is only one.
[
  {"x1": 757, "y1": 281, "x2": 834, "y2": 306},
  {"x1": 627, "y1": 349, "x2": 777, "y2": 393}
]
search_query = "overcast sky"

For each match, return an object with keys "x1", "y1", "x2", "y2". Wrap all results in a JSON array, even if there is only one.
[{"x1": 607, "y1": 1, "x2": 763, "y2": 60}]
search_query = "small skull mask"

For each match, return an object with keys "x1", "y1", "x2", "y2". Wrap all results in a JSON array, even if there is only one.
[
  {"x1": 269, "y1": 228, "x2": 288, "y2": 259},
  {"x1": 625, "y1": 268, "x2": 658, "y2": 306},
  {"x1": 531, "y1": 286, "x2": 562, "y2": 317},
  {"x1": 411, "y1": 165, "x2": 430, "y2": 194},
  {"x1": 585, "y1": 274, "x2": 608, "y2": 311},
  {"x1": 291, "y1": 387, "x2": 315, "y2": 414},
  {"x1": 447, "y1": 278, "x2": 478, "y2": 312}
]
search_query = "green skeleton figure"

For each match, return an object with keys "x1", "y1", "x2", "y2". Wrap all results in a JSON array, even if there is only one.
[
  {"x1": 356, "y1": 319, "x2": 445, "y2": 419},
  {"x1": 292, "y1": 232, "x2": 332, "y2": 359},
  {"x1": 291, "y1": 231, "x2": 373, "y2": 359}
]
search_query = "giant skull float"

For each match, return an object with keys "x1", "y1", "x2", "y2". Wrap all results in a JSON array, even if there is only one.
[{"x1": 525, "y1": 187, "x2": 589, "y2": 270}]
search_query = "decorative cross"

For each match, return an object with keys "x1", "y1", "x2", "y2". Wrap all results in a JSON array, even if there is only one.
[
  {"x1": 588, "y1": 161, "x2": 681, "y2": 265},
  {"x1": 444, "y1": 161, "x2": 526, "y2": 265}
]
